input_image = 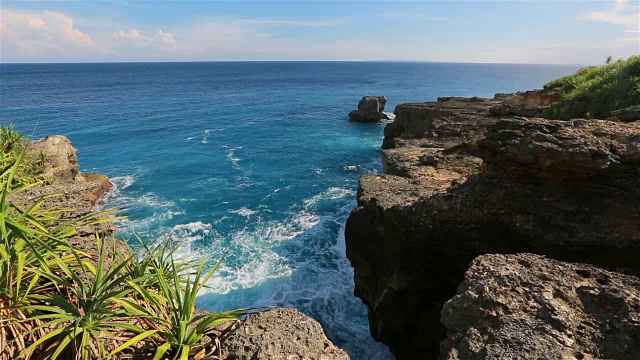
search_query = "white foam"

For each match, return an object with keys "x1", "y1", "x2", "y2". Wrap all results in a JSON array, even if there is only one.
[
  {"x1": 208, "y1": 252, "x2": 293, "y2": 294},
  {"x1": 264, "y1": 188, "x2": 280, "y2": 199},
  {"x1": 343, "y1": 165, "x2": 358, "y2": 171},
  {"x1": 111, "y1": 175, "x2": 135, "y2": 190},
  {"x1": 101, "y1": 173, "x2": 180, "y2": 238},
  {"x1": 229, "y1": 207, "x2": 257, "y2": 217},
  {"x1": 148, "y1": 202, "x2": 322, "y2": 295},
  {"x1": 194, "y1": 128, "x2": 225, "y2": 144},
  {"x1": 224, "y1": 146, "x2": 242, "y2": 167},
  {"x1": 168, "y1": 221, "x2": 213, "y2": 244},
  {"x1": 303, "y1": 187, "x2": 355, "y2": 208},
  {"x1": 161, "y1": 222, "x2": 220, "y2": 264}
]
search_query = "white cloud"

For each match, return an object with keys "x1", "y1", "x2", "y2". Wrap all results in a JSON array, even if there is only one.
[
  {"x1": 112, "y1": 29, "x2": 176, "y2": 49},
  {"x1": 383, "y1": 11, "x2": 447, "y2": 21},
  {"x1": 1, "y1": 8, "x2": 100, "y2": 61},
  {"x1": 581, "y1": 0, "x2": 640, "y2": 30},
  {"x1": 236, "y1": 18, "x2": 347, "y2": 27},
  {"x1": 0, "y1": 5, "x2": 636, "y2": 64},
  {"x1": 157, "y1": 30, "x2": 176, "y2": 46}
]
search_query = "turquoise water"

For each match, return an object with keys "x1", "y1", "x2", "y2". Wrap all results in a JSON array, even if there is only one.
[{"x1": 1, "y1": 62, "x2": 579, "y2": 359}]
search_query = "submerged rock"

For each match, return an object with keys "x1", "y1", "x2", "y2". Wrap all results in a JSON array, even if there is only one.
[
  {"x1": 349, "y1": 96, "x2": 390, "y2": 123},
  {"x1": 345, "y1": 94, "x2": 640, "y2": 359},
  {"x1": 221, "y1": 308, "x2": 350, "y2": 360},
  {"x1": 440, "y1": 253, "x2": 640, "y2": 360}
]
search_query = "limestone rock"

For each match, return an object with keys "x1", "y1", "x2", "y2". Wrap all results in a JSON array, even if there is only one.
[
  {"x1": 478, "y1": 118, "x2": 640, "y2": 182},
  {"x1": 384, "y1": 97, "x2": 498, "y2": 149},
  {"x1": 489, "y1": 89, "x2": 560, "y2": 117},
  {"x1": 440, "y1": 253, "x2": 640, "y2": 360},
  {"x1": 27, "y1": 135, "x2": 83, "y2": 182},
  {"x1": 349, "y1": 96, "x2": 389, "y2": 123},
  {"x1": 221, "y1": 308, "x2": 350, "y2": 360},
  {"x1": 612, "y1": 105, "x2": 640, "y2": 122}
]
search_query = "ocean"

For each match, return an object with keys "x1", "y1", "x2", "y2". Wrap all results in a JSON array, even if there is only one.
[{"x1": 1, "y1": 61, "x2": 579, "y2": 359}]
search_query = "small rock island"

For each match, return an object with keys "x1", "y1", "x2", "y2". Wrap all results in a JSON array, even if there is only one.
[{"x1": 348, "y1": 95, "x2": 390, "y2": 123}]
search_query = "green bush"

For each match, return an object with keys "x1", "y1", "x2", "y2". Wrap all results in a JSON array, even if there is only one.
[
  {"x1": 0, "y1": 125, "x2": 47, "y2": 185},
  {"x1": 542, "y1": 55, "x2": 640, "y2": 120},
  {"x1": 1, "y1": 146, "x2": 249, "y2": 359}
]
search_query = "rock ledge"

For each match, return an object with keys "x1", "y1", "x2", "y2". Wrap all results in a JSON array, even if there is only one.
[{"x1": 441, "y1": 254, "x2": 640, "y2": 360}]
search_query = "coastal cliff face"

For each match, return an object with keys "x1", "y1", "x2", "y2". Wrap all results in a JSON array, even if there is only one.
[{"x1": 345, "y1": 94, "x2": 640, "y2": 359}]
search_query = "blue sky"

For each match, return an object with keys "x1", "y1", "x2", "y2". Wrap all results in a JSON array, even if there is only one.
[{"x1": 1, "y1": 1, "x2": 638, "y2": 63}]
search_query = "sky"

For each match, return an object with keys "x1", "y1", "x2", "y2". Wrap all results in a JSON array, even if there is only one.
[{"x1": 0, "y1": 0, "x2": 638, "y2": 64}]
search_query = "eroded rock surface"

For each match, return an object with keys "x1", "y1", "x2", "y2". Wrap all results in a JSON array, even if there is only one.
[
  {"x1": 612, "y1": 105, "x2": 640, "y2": 122},
  {"x1": 349, "y1": 96, "x2": 390, "y2": 123},
  {"x1": 27, "y1": 135, "x2": 83, "y2": 182},
  {"x1": 221, "y1": 308, "x2": 350, "y2": 360},
  {"x1": 345, "y1": 94, "x2": 640, "y2": 359},
  {"x1": 488, "y1": 89, "x2": 560, "y2": 117},
  {"x1": 440, "y1": 254, "x2": 640, "y2": 360}
]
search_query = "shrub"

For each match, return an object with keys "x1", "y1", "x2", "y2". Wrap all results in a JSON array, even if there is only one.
[
  {"x1": 1, "y1": 147, "x2": 249, "y2": 359},
  {"x1": 0, "y1": 125, "x2": 47, "y2": 185},
  {"x1": 542, "y1": 55, "x2": 640, "y2": 120}
]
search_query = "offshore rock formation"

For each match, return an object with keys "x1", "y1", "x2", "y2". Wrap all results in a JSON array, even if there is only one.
[
  {"x1": 222, "y1": 308, "x2": 350, "y2": 360},
  {"x1": 345, "y1": 94, "x2": 640, "y2": 359},
  {"x1": 349, "y1": 95, "x2": 390, "y2": 123},
  {"x1": 441, "y1": 254, "x2": 640, "y2": 360}
]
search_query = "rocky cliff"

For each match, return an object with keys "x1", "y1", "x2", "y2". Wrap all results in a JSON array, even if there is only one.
[{"x1": 345, "y1": 93, "x2": 640, "y2": 359}]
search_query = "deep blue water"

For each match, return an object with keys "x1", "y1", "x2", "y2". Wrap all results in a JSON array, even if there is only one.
[{"x1": 1, "y1": 62, "x2": 580, "y2": 359}]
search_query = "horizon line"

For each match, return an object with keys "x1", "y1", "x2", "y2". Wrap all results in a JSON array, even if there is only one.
[{"x1": 0, "y1": 60, "x2": 587, "y2": 66}]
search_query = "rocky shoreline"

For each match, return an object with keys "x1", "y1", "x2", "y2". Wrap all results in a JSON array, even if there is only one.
[
  {"x1": 345, "y1": 92, "x2": 640, "y2": 359},
  {"x1": 21, "y1": 135, "x2": 349, "y2": 360}
]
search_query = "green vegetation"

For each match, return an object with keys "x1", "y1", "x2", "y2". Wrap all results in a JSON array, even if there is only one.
[
  {"x1": 542, "y1": 55, "x2": 640, "y2": 120},
  {"x1": 0, "y1": 134, "x2": 248, "y2": 359},
  {"x1": 0, "y1": 125, "x2": 47, "y2": 185}
]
